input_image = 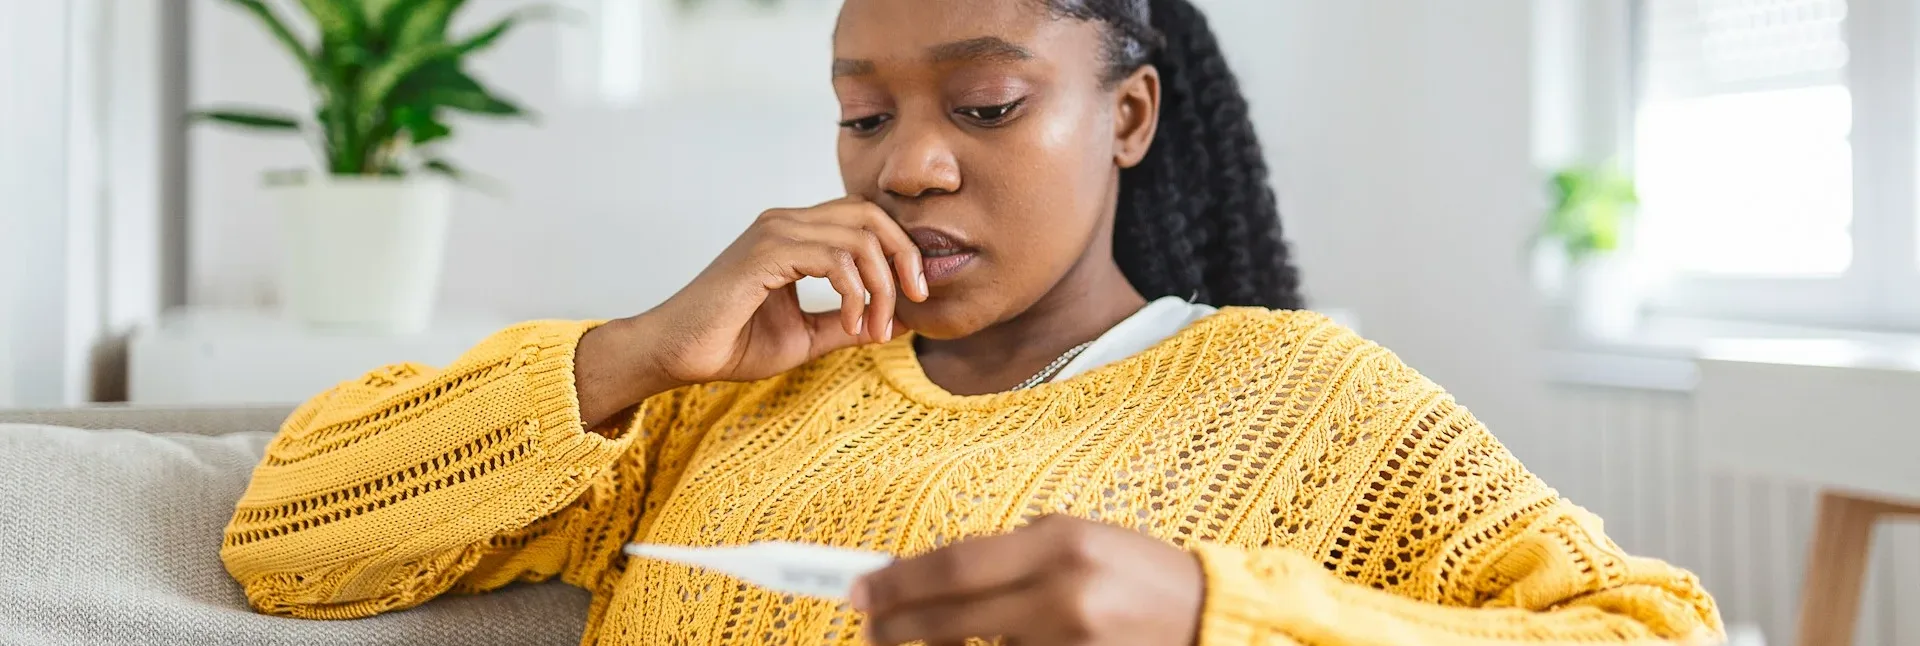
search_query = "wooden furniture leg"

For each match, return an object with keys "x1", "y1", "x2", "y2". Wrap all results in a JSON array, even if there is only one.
[{"x1": 1796, "y1": 491, "x2": 1920, "y2": 646}]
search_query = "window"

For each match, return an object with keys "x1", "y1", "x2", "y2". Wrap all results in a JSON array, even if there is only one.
[{"x1": 1632, "y1": 0, "x2": 1920, "y2": 328}]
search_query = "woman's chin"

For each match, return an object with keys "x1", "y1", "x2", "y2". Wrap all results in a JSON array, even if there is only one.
[{"x1": 895, "y1": 299, "x2": 996, "y2": 341}]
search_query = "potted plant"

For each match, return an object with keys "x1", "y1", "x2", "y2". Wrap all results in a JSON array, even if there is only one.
[
  {"x1": 1537, "y1": 162, "x2": 1641, "y2": 338},
  {"x1": 196, "y1": 0, "x2": 544, "y2": 333}
]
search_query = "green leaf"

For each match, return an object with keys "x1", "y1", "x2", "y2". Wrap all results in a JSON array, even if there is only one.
[
  {"x1": 193, "y1": 108, "x2": 304, "y2": 131},
  {"x1": 315, "y1": 64, "x2": 364, "y2": 173},
  {"x1": 392, "y1": 60, "x2": 474, "y2": 99},
  {"x1": 435, "y1": 62, "x2": 483, "y2": 91},
  {"x1": 423, "y1": 158, "x2": 508, "y2": 195},
  {"x1": 362, "y1": 0, "x2": 408, "y2": 29},
  {"x1": 1549, "y1": 171, "x2": 1579, "y2": 207},
  {"x1": 1589, "y1": 214, "x2": 1620, "y2": 251},
  {"x1": 422, "y1": 158, "x2": 463, "y2": 179},
  {"x1": 414, "y1": 121, "x2": 453, "y2": 145},
  {"x1": 427, "y1": 84, "x2": 525, "y2": 116},
  {"x1": 316, "y1": 40, "x2": 376, "y2": 81},
  {"x1": 356, "y1": 7, "x2": 550, "y2": 125},
  {"x1": 357, "y1": 45, "x2": 459, "y2": 125},
  {"x1": 449, "y1": 8, "x2": 534, "y2": 56},
  {"x1": 295, "y1": 0, "x2": 364, "y2": 45},
  {"x1": 1540, "y1": 161, "x2": 1638, "y2": 258},
  {"x1": 393, "y1": 104, "x2": 453, "y2": 145},
  {"x1": 451, "y1": 5, "x2": 567, "y2": 56},
  {"x1": 218, "y1": 0, "x2": 320, "y2": 83},
  {"x1": 404, "y1": 64, "x2": 532, "y2": 118},
  {"x1": 386, "y1": 0, "x2": 464, "y2": 50}
]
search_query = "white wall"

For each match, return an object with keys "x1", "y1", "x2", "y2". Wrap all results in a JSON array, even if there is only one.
[
  {"x1": 0, "y1": 1, "x2": 76, "y2": 407},
  {"x1": 0, "y1": 0, "x2": 179, "y2": 406},
  {"x1": 1210, "y1": 1, "x2": 1548, "y2": 441},
  {"x1": 189, "y1": 0, "x2": 1545, "y2": 436}
]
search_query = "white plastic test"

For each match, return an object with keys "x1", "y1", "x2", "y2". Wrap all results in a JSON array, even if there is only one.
[{"x1": 623, "y1": 541, "x2": 896, "y2": 601}]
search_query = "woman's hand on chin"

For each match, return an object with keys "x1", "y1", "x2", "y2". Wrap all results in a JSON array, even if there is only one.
[
  {"x1": 575, "y1": 196, "x2": 927, "y2": 426},
  {"x1": 851, "y1": 514, "x2": 1205, "y2": 646},
  {"x1": 643, "y1": 195, "x2": 929, "y2": 383}
]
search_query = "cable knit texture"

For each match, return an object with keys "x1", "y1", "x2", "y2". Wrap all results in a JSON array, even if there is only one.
[{"x1": 221, "y1": 309, "x2": 1721, "y2": 645}]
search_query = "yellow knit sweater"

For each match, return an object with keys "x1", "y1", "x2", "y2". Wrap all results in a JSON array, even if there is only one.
[{"x1": 221, "y1": 309, "x2": 1721, "y2": 645}]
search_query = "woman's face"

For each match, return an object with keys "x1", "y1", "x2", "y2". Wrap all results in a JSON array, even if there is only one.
[{"x1": 832, "y1": 0, "x2": 1156, "y2": 339}]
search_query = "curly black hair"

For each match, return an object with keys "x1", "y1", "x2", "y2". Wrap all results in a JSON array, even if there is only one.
[{"x1": 1049, "y1": 0, "x2": 1305, "y2": 309}]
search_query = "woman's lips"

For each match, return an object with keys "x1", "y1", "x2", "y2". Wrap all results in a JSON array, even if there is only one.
[
  {"x1": 906, "y1": 227, "x2": 978, "y2": 286},
  {"x1": 920, "y1": 249, "x2": 977, "y2": 285}
]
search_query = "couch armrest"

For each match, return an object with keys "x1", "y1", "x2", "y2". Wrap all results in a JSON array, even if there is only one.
[{"x1": 0, "y1": 404, "x2": 296, "y2": 436}]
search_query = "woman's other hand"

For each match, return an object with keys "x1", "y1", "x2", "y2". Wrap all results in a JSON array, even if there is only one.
[
  {"x1": 851, "y1": 515, "x2": 1205, "y2": 646},
  {"x1": 576, "y1": 196, "x2": 927, "y2": 426}
]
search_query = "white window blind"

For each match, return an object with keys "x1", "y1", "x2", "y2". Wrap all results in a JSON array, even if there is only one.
[
  {"x1": 1636, "y1": 0, "x2": 1853, "y2": 277},
  {"x1": 1634, "y1": 0, "x2": 1920, "y2": 328}
]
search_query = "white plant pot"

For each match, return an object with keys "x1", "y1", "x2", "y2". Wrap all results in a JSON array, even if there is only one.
[
  {"x1": 1568, "y1": 254, "x2": 1640, "y2": 339},
  {"x1": 1530, "y1": 239, "x2": 1571, "y2": 301},
  {"x1": 274, "y1": 177, "x2": 453, "y2": 334}
]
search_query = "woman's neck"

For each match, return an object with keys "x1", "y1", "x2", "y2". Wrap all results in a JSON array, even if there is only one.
[{"x1": 916, "y1": 259, "x2": 1147, "y2": 396}]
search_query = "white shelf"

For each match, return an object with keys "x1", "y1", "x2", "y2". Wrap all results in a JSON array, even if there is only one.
[
  {"x1": 128, "y1": 308, "x2": 511, "y2": 406},
  {"x1": 1696, "y1": 350, "x2": 1920, "y2": 503}
]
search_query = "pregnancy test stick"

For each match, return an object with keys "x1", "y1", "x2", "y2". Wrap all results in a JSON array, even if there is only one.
[{"x1": 624, "y1": 541, "x2": 895, "y2": 601}]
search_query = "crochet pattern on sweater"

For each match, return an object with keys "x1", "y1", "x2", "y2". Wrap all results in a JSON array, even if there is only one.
[{"x1": 221, "y1": 309, "x2": 1721, "y2": 645}]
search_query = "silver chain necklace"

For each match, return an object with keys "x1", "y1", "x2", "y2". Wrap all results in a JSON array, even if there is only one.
[{"x1": 1010, "y1": 340, "x2": 1096, "y2": 391}]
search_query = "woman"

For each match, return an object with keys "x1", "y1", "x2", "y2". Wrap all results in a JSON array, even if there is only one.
[{"x1": 220, "y1": 0, "x2": 1722, "y2": 643}]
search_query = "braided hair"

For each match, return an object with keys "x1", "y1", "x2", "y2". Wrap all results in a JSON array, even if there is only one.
[{"x1": 1049, "y1": 0, "x2": 1304, "y2": 309}]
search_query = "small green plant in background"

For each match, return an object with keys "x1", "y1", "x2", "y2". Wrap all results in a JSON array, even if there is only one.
[
  {"x1": 194, "y1": 0, "x2": 552, "y2": 179},
  {"x1": 1542, "y1": 163, "x2": 1640, "y2": 263}
]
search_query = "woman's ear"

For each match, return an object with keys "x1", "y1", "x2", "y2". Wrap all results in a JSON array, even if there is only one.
[{"x1": 1113, "y1": 65, "x2": 1161, "y2": 169}]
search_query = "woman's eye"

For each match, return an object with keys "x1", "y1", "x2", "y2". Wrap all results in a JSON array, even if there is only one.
[
  {"x1": 837, "y1": 114, "x2": 891, "y2": 134},
  {"x1": 956, "y1": 99, "x2": 1025, "y2": 125}
]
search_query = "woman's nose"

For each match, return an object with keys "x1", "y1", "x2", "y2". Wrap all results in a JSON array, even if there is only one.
[{"x1": 877, "y1": 121, "x2": 961, "y2": 199}]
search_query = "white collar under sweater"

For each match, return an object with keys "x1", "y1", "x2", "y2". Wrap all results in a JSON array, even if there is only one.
[{"x1": 1051, "y1": 296, "x2": 1218, "y2": 382}]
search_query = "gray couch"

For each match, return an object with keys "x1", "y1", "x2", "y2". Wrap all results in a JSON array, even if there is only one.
[{"x1": 0, "y1": 406, "x2": 591, "y2": 646}]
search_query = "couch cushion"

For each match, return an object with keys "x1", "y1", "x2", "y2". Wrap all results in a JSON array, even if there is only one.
[{"x1": 0, "y1": 424, "x2": 589, "y2": 646}]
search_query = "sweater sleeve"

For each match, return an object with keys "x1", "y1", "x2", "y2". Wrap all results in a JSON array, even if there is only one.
[
  {"x1": 1191, "y1": 352, "x2": 1723, "y2": 644},
  {"x1": 220, "y1": 320, "x2": 682, "y2": 619}
]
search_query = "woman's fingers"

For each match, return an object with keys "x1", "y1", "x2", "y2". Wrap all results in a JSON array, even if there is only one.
[
  {"x1": 775, "y1": 221, "x2": 896, "y2": 342},
  {"x1": 865, "y1": 583, "x2": 1045, "y2": 646},
  {"x1": 857, "y1": 229, "x2": 898, "y2": 342},
  {"x1": 803, "y1": 198, "x2": 927, "y2": 304},
  {"x1": 850, "y1": 203, "x2": 927, "y2": 303},
  {"x1": 854, "y1": 527, "x2": 1057, "y2": 617},
  {"x1": 747, "y1": 197, "x2": 919, "y2": 349},
  {"x1": 767, "y1": 235, "x2": 868, "y2": 337},
  {"x1": 855, "y1": 516, "x2": 1206, "y2": 646}
]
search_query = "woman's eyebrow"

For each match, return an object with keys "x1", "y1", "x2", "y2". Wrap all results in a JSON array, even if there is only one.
[
  {"x1": 833, "y1": 59, "x2": 877, "y2": 78},
  {"x1": 832, "y1": 37, "x2": 1035, "y2": 79},
  {"x1": 927, "y1": 37, "x2": 1035, "y2": 64}
]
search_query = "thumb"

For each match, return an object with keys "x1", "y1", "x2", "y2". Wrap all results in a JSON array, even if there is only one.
[
  {"x1": 804, "y1": 312, "x2": 906, "y2": 359},
  {"x1": 803, "y1": 311, "x2": 866, "y2": 359}
]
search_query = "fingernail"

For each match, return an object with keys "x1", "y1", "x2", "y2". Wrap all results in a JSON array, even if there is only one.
[
  {"x1": 855, "y1": 316, "x2": 865, "y2": 336},
  {"x1": 916, "y1": 272, "x2": 929, "y2": 299}
]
